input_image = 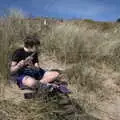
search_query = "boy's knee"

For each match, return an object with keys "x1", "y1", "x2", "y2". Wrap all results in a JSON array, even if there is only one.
[
  {"x1": 49, "y1": 71, "x2": 59, "y2": 78},
  {"x1": 22, "y1": 76, "x2": 37, "y2": 87},
  {"x1": 54, "y1": 71, "x2": 59, "y2": 77}
]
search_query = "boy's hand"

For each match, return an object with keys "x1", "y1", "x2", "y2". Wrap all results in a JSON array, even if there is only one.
[
  {"x1": 24, "y1": 56, "x2": 33, "y2": 66},
  {"x1": 17, "y1": 60, "x2": 25, "y2": 68}
]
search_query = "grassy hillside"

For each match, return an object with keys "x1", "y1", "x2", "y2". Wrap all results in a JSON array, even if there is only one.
[{"x1": 0, "y1": 17, "x2": 120, "y2": 120}]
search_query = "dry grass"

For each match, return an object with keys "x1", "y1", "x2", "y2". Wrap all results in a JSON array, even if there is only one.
[{"x1": 0, "y1": 96, "x2": 99, "y2": 120}]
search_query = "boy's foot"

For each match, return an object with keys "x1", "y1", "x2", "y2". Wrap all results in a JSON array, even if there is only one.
[
  {"x1": 36, "y1": 82, "x2": 71, "y2": 94},
  {"x1": 36, "y1": 83, "x2": 58, "y2": 92}
]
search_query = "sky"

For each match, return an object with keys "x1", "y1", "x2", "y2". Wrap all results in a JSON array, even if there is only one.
[{"x1": 0, "y1": 0, "x2": 120, "y2": 21}]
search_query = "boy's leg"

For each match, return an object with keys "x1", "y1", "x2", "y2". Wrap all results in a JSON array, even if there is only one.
[
  {"x1": 40, "y1": 71, "x2": 59, "y2": 84},
  {"x1": 18, "y1": 70, "x2": 59, "y2": 88},
  {"x1": 22, "y1": 76, "x2": 38, "y2": 88}
]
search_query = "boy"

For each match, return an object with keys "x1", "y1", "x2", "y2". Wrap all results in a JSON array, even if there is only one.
[{"x1": 10, "y1": 35, "x2": 59, "y2": 89}]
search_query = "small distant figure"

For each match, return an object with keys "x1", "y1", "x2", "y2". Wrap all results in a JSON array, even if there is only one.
[
  {"x1": 43, "y1": 19, "x2": 47, "y2": 25},
  {"x1": 10, "y1": 35, "x2": 60, "y2": 89}
]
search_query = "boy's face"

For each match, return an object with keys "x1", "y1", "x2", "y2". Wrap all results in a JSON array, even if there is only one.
[{"x1": 26, "y1": 45, "x2": 37, "y2": 52}]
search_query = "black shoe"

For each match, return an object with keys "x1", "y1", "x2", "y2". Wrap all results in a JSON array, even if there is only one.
[{"x1": 24, "y1": 92, "x2": 36, "y2": 99}]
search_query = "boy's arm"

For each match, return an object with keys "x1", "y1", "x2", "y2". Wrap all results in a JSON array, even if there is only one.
[
  {"x1": 10, "y1": 60, "x2": 25, "y2": 73},
  {"x1": 34, "y1": 52, "x2": 40, "y2": 68}
]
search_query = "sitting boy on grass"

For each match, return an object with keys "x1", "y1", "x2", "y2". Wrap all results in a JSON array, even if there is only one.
[{"x1": 10, "y1": 35, "x2": 59, "y2": 90}]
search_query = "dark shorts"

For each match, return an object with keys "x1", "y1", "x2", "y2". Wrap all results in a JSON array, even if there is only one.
[
  {"x1": 16, "y1": 74, "x2": 26, "y2": 88},
  {"x1": 15, "y1": 68, "x2": 46, "y2": 88}
]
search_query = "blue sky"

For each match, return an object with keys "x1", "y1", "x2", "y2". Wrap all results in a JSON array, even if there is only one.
[{"x1": 0, "y1": 0, "x2": 119, "y2": 21}]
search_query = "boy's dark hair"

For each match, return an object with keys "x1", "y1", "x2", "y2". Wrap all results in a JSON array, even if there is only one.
[{"x1": 24, "y1": 34, "x2": 40, "y2": 48}]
